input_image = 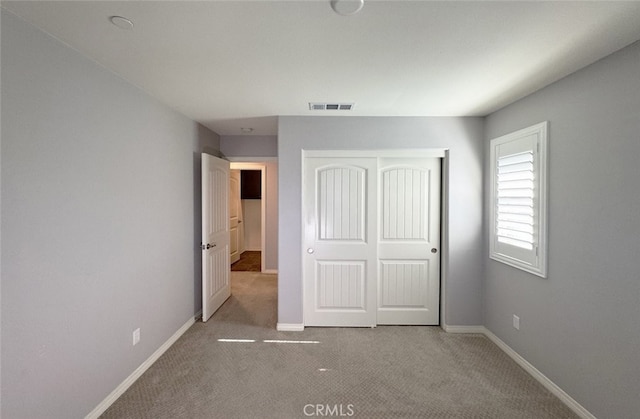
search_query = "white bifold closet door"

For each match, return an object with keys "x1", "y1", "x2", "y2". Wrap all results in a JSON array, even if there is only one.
[
  {"x1": 303, "y1": 153, "x2": 441, "y2": 327},
  {"x1": 376, "y1": 158, "x2": 441, "y2": 325},
  {"x1": 303, "y1": 157, "x2": 378, "y2": 327}
]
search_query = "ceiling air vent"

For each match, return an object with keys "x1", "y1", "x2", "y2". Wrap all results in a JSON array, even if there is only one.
[{"x1": 309, "y1": 102, "x2": 355, "y2": 111}]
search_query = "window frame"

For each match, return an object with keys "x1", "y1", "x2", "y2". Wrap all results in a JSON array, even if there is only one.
[{"x1": 489, "y1": 121, "x2": 548, "y2": 278}]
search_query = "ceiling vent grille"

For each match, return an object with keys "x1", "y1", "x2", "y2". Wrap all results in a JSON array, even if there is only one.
[{"x1": 309, "y1": 102, "x2": 355, "y2": 111}]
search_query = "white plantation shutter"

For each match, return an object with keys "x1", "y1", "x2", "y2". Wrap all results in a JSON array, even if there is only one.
[
  {"x1": 497, "y1": 151, "x2": 534, "y2": 249},
  {"x1": 490, "y1": 122, "x2": 548, "y2": 277}
]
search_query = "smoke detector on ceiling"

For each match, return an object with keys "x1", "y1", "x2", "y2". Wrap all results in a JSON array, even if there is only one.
[
  {"x1": 109, "y1": 16, "x2": 134, "y2": 30},
  {"x1": 309, "y1": 103, "x2": 355, "y2": 111},
  {"x1": 330, "y1": 0, "x2": 364, "y2": 16}
]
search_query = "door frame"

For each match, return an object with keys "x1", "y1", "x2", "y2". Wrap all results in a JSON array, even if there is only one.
[
  {"x1": 229, "y1": 169, "x2": 243, "y2": 264},
  {"x1": 301, "y1": 149, "x2": 449, "y2": 327},
  {"x1": 229, "y1": 160, "x2": 268, "y2": 273}
]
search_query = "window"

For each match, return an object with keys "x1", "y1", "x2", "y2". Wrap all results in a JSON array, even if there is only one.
[{"x1": 490, "y1": 122, "x2": 548, "y2": 277}]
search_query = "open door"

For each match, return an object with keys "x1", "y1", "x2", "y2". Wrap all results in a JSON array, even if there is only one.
[
  {"x1": 202, "y1": 153, "x2": 231, "y2": 322},
  {"x1": 229, "y1": 169, "x2": 242, "y2": 264}
]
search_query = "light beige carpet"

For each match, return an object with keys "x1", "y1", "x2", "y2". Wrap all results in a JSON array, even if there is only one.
[{"x1": 101, "y1": 272, "x2": 578, "y2": 418}]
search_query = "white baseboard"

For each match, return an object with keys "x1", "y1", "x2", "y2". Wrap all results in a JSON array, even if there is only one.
[
  {"x1": 276, "y1": 323, "x2": 304, "y2": 332},
  {"x1": 262, "y1": 269, "x2": 278, "y2": 274},
  {"x1": 85, "y1": 312, "x2": 200, "y2": 419},
  {"x1": 483, "y1": 329, "x2": 596, "y2": 419},
  {"x1": 442, "y1": 324, "x2": 486, "y2": 334},
  {"x1": 445, "y1": 326, "x2": 595, "y2": 419},
  {"x1": 87, "y1": 317, "x2": 594, "y2": 419}
]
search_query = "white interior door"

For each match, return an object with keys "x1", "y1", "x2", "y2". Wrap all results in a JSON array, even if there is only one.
[
  {"x1": 202, "y1": 153, "x2": 231, "y2": 322},
  {"x1": 377, "y1": 158, "x2": 440, "y2": 325},
  {"x1": 303, "y1": 152, "x2": 441, "y2": 327},
  {"x1": 229, "y1": 169, "x2": 241, "y2": 264},
  {"x1": 303, "y1": 158, "x2": 378, "y2": 327}
]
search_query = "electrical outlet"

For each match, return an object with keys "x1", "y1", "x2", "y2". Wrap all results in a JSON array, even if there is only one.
[
  {"x1": 513, "y1": 315, "x2": 520, "y2": 330},
  {"x1": 132, "y1": 328, "x2": 141, "y2": 346}
]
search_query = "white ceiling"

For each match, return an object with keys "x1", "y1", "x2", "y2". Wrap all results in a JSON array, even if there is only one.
[{"x1": 4, "y1": 1, "x2": 640, "y2": 136}]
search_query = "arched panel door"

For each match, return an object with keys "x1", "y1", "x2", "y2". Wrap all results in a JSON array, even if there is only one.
[
  {"x1": 377, "y1": 158, "x2": 441, "y2": 325},
  {"x1": 303, "y1": 158, "x2": 377, "y2": 327},
  {"x1": 303, "y1": 153, "x2": 441, "y2": 327}
]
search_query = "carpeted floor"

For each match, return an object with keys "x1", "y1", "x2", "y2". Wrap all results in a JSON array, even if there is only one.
[
  {"x1": 231, "y1": 251, "x2": 261, "y2": 272},
  {"x1": 101, "y1": 272, "x2": 578, "y2": 419}
]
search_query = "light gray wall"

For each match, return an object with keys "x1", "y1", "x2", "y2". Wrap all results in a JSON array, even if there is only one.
[
  {"x1": 0, "y1": 8, "x2": 3, "y2": 413},
  {"x1": 1, "y1": 11, "x2": 219, "y2": 418},
  {"x1": 221, "y1": 135, "x2": 278, "y2": 272},
  {"x1": 264, "y1": 162, "x2": 278, "y2": 271},
  {"x1": 220, "y1": 135, "x2": 277, "y2": 157},
  {"x1": 278, "y1": 116, "x2": 484, "y2": 326},
  {"x1": 242, "y1": 199, "x2": 262, "y2": 250},
  {"x1": 484, "y1": 41, "x2": 640, "y2": 418}
]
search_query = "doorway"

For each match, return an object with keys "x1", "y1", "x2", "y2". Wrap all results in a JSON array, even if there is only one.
[{"x1": 229, "y1": 162, "x2": 267, "y2": 272}]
